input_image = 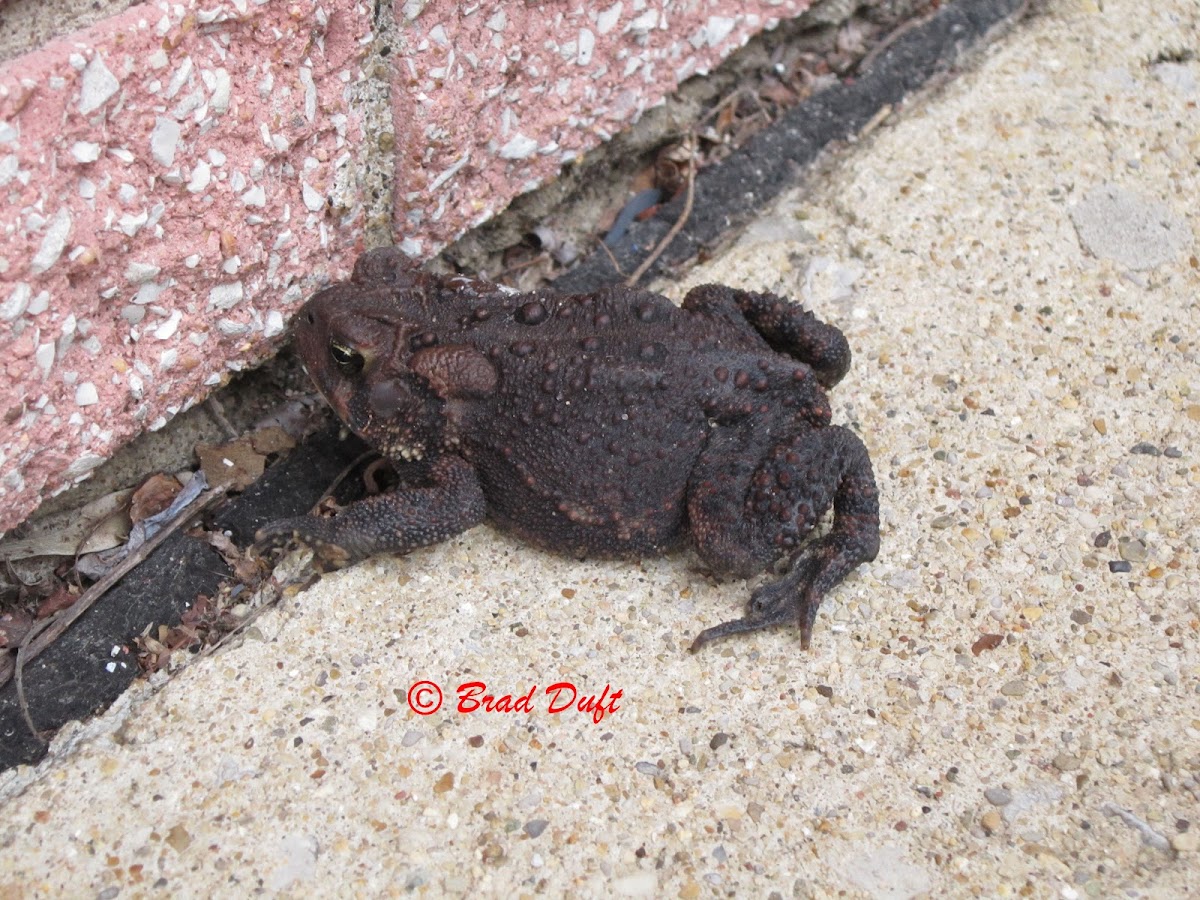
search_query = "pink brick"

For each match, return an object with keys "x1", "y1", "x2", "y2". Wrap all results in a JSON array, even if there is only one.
[
  {"x1": 393, "y1": 1, "x2": 811, "y2": 254},
  {"x1": 0, "y1": 1, "x2": 369, "y2": 533}
]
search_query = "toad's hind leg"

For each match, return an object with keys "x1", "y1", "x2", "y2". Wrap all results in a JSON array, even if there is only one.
[
  {"x1": 688, "y1": 425, "x2": 879, "y2": 651},
  {"x1": 681, "y1": 284, "x2": 851, "y2": 388}
]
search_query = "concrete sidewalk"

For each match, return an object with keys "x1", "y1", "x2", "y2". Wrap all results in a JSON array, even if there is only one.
[{"x1": 2, "y1": 0, "x2": 1198, "y2": 895}]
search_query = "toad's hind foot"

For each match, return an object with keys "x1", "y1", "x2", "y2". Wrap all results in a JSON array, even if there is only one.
[
  {"x1": 689, "y1": 425, "x2": 880, "y2": 652},
  {"x1": 689, "y1": 549, "x2": 827, "y2": 651},
  {"x1": 690, "y1": 463, "x2": 879, "y2": 652}
]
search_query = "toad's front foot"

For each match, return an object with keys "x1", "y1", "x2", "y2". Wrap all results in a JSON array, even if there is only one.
[
  {"x1": 254, "y1": 517, "x2": 355, "y2": 570},
  {"x1": 253, "y1": 455, "x2": 487, "y2": 570}
]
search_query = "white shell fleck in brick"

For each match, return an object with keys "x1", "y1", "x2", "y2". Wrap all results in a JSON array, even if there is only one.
[
  {"x1": 74, "y1": 382, "x2": 99, "y2": 406},
  {"x1": 126, "y1": 262, "x2": 161, "y2": 283},
  {"x1": 264, "y1": 310, "x2": 285, "y2": 338},
  {"x1": 152, "y1": 310, "x2": 182, "y2": 340},
  {"x1": 133, "y1": 282, "x2": 166, "y2": 305},
  {"x1": 118, "y1": 210, "x2": 149, "y2": 236},
  {"x1": 577, "y1": 29, "x2": 596, "y2": 66},
  {"x1": 242, "y1": 185, "x2": 266, "y2": 207},
  {"x1": 79, "y1": 54, "x2": 120, "y2": 114},
  {"x1": 627, "y1": 10, "x2": 659, "y2": 35},
  {"x1": 217, "y1": 318, "x2": 250, "y2": 336},
  {"x1": 300, "y1": 66, "x2": 317, "y2": 122},
  {"x1": 0, "y1": 154, "x2": 19, "y2": 185},
  {"x1": 30, "y1": 208, "x2": 72, "y2": 275},
  {"x1": 301, "y1": 182, "x2": 324, "y2": 212},
  {"x1": 499, "y1": 134, "x2": 537, "y2": 160},
  {"x1": 209, "y1": 282, "x2": 245, "y2": 311},
  {"x1": 0, "y1": 283, "x2": 31, "y2": 321},
  {"x1": 597, "y1": 3, "x2": 623, "y2": 35},
  {"x1": 187, "y1": 160, "x2": 212, "y2": 193},
  {"x1": 210, "y1": 69, "x2": 232, "y2": 113},
  {"x1": 149, "y1": 117, "x2": 181, "y2": 167},
  {"x1": 71, "y1": 141, "x2": 102, "y2": 163},
  {"x1": 34, "y1": 343, "x2": 54, "y2": 377},
  {"x1": 164, "y1": 57, "x2": 193, "y2": 100}
]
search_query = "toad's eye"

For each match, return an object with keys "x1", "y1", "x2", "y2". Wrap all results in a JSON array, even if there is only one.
[{"x1": 329, "y1": 340, "x2": 364, "y2": 375}]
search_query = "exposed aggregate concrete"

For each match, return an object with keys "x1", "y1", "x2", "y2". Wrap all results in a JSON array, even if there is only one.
[{"x1": 1, "y1": 1, "x2": 1198, "y2": 896}]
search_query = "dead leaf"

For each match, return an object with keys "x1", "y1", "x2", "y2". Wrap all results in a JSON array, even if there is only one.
[
  {"x1": 73, "y1": 551, "x2": 117, "y2": 582},
  {"x1": 253, "y1": 398, "x2": 320, "y2": 441},
  {"x1": 758, "y1": 78, "x2": 798, "y2": 106},
  {"x1": 36, "y1": 586, "x2": 78, "y2": 619},
  {"x1": 207, "y1": 531, "x2": 261, "y2": 584},
  {"x1": 0, "y1": 489, "x2": 133, "y2": 561},
  {"x1": 75, "y1": 472, "x2": 208, "y2": 580},
  {"x1": 196, "y1": 437, "x2": 267, "y2": 491},
  {"x1": 0, "y1": 610, "x2": 33, "y2": 647},
  {"x1": 135, "y1": 627, "x2": 174, "y2": 674},
  {"x1": 714, "y1": 100, "x2": 736, "y2": 134},
  {"x1": 130, "y1": 474, "x2": 183, "y2": 524},
  {"x1": 249, "y1": 425, "x2": 296, "y2": 456}
]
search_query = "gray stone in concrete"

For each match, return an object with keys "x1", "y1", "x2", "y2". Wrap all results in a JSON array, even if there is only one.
[{"x1": 1069, "y1": 183, "x2": 1193, "y2": 270}]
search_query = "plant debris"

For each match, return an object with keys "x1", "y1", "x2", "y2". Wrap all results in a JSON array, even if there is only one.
[
  {"x1": 0, "y1": 488, "x2": 133, "y2": 562},
  {"x1": 439, "y1": 1, "x2": 943, "y2": 288},
  {"x1": 130, "y1": 474, "x2": 184, "y2": 524}
]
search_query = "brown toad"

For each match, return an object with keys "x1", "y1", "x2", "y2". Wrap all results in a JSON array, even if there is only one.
[{"x1": 258, "y1": 248, "x2": 879, "y2": 649}]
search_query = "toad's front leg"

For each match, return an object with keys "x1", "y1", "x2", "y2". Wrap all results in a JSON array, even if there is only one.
[{"x1": 255, "y1": 455, "x2": 486, "y2": 568}]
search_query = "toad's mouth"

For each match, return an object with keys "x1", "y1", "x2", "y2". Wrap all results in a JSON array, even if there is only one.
[{"x1": 386, "y1": 442, "x2": 425, "y2": 462}]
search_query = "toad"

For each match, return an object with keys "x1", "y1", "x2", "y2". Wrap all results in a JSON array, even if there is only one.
[{"x1": 257, "y1": 248, "x2": 880, "y2": 649}]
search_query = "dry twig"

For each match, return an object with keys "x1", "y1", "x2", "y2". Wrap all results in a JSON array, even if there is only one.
[
  {"x1": 597, "y1": 239, "x2": 628, "y2": 278},
  {"x1": 312, "y1": 450, "x2": 376, "y2": 510},
  {"x1": 206, "y1": 396, "x2": 239, "y2": 440},
  {"x1": 625, "y1": 134, "x2": 697, "y2": 287}
]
